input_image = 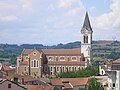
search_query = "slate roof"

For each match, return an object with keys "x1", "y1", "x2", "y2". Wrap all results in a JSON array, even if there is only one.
[{"x1": 82, "y1": 12, "x2": 92, "y2": 31}]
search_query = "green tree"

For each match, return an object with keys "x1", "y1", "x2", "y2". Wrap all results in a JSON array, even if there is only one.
[
  {"x1": 87, "y1": 78, "x2": 104, "y2": 90},
  {"x1": 79, "y1": 78, "x2": 104, "y2": 90},
  {"x1": 56, "y1": 66, "x2": 99, "y2": 78}
]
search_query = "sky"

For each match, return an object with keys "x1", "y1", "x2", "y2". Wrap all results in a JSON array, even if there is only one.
[{"x1": 0, "y1": 0, "x2": 120, "y2": 45}]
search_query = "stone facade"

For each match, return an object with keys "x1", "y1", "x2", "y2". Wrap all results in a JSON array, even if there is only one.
[
  {"x1": 16, "y1": 49, "x2": 43, "y2": 78},
  {"x1": 16, "y1": 12, "x2": 93, "y2": 77},
  {"x1": 16, "y1": 48, "x2": 85, "y2": 77}
]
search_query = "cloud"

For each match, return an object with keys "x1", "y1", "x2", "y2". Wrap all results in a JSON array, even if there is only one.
[
  {"x1": 57, "y1": 0, "x2": 77, "y2": 8},
  {"x1": 90, "y1": 6, "x2": 96, "y2": 13},
  {"x1": 0, "y1": 0, "x2": 33, "y2": 22},
  {"x1": 94, "y1": 0, "x2": 120, "y2": 29},
  {"x1": 0, "y1": 15, "x2": 18, "y2": 22},
  {"x1": 19, "y1": 0, "x2": 33, "y2": 11},
  {"x1": 65, "y1": 7, "x2": 84, "y2": 16},
  {"x1": 0, "y1": 1, "x2": 18, "y2": 10},
  {"x1": 48, "y1": 4, "x2": 55, "y2": 10}
]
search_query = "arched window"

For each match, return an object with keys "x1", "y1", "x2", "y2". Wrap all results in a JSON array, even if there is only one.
[
  {"x1": 37, "y1": 61, "x2": 38, "y2": 67},
  {"x1": 31, "y1": 60, "x2": 39, "y2": 68},
  {"x1": 34, "y1": 60, "x2": 36, "y2": 67},
  {"x1": 84, "y1": 35, "x2": 88, "y2": 43},
  {"x1": 32, "y1": 61, "x2": 34, "y2": 67}
]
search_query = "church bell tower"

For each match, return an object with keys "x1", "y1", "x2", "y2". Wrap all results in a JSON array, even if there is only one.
[{"x1": 81, "y1": 12, "x2": 93, "y2": 67}]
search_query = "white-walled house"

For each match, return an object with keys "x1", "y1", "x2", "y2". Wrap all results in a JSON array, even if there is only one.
[
  {"x1": 106, "y1": 58, "x2": 120, "y2": 90},
  {"x1": 99, "y1": 62, "x2": 111, "y2": 75}
]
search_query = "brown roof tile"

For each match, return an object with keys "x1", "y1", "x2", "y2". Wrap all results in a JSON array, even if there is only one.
[
  {"x1": 1, "y1": 64, "x2": 13, "y2": 71},
  {"x1": 25, "y1": 85, "x2": 54, "y2": 90},
  {"x1": 50, "y1": 78, "x2": 88, "y2": 87},
  {"x1": 22, "y1": 49, "x2": 34, "y2": 55},
  {"x1": 18, "y1": 75, "x2": 37, "y2": 83},
  {"x1": 22, "y1": 48, "x2": 81, "y2": 55},
  {"x1": 50, "y1": 78, "x2": 64, "y2": 86},
  {"x1": 112, "y1": 58, "x2": 120, "y2": 64},
  {"x1": 61, "y1": 78, "x2": 88, "y2": 86},
  {"x1": 42, "y1": 48, "x2": 81, "y2": 55},
  {"x1": 22, "y1": 49, "x2": 42, "y2": 55}
]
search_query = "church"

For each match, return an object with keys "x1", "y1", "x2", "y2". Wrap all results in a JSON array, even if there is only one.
[{"x1": 16, "y1": 12, "x2": 93, "y2": 78}]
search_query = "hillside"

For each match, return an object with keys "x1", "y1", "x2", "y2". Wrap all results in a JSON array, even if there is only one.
[{"x1": 0, "y1": 40, "x2": 120, "y2": 65}]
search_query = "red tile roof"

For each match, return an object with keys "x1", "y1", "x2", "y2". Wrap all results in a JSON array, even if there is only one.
[
  {"x1": 22, "y1": 49, "x2": 34, "y2": 55},
  {"x1": 22, "y1": 48, "x2": 81, "y2": 55},
  {"x1": 50, "y1": 78, "x2": 64, "y2": 86},
  {"x1": 50, "y1": 78, "x2": 88, "y2": 87},
  {"x1": 61, "y1": 78, "x2": 88, "y2": 86},
  {"x1": 112, "y1": 58, "x2": 120, "y2": 64},
  {"x1": 1, "y1": 64, "x2": 13, "y2": 71},
  {"x1": 18, "y1": 75, "x2": 37, "y2": 83},
  {"x1": 25, "y1": 85, "x2": 54, "y2": 90},
  {"x1": 42, "y1": 48, "x2": 81, "y2": 55}
]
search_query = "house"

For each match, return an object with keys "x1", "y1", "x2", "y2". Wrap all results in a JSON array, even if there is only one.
[
  {"x1": 16, "y1": 12, "x2": 93, "y2": 77},
  {"x1": 99, "y1": 62, "x2": 111, "y2": 75},
  {"x1": 105, "y1": 58, "x2": 120, "y2": 90},
  {"x1": 0, "y1": 79, "x2": 26, "y2": 90},
  {"x1": 24, "y1": 85, "x2": 56, "y2": 90},
  {"x1": 50, "y1": 78, "x2": 88, "y2": 90},
  {"x1": 0, "y1": 63, "x2": 15, "y2": 80}
]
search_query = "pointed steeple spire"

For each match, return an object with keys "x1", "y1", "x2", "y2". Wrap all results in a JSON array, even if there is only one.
[{"x1": 83, "y1": 12, "x2": 92, "y2": 30}]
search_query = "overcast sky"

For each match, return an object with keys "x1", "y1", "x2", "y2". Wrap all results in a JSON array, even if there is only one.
[{"x1": 0, "y1": 0, "x2": 120, "y2": 45}]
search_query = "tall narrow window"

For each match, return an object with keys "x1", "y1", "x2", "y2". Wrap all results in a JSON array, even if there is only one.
[
  {"x1": 32, "y1": 60, "x2": 38, "y2": 67},
  {"x1": 63, "y1": 67, "x2": 64, "y2": 72},
  {"x1": 34, "y1": 60, "x2": 36, "y2": 67},
  {"x1": 37, "y1": 61, "x2": 38, "y2": 67},
  {"x1": 84, "y1": 36, "x2": 86, "y2": 43},
  {"x1": 32, "y1": 61, "x2": 34, "y2": 67},
  {"x1": 86, "y1": 36, "x2": 88, "y2": 43},
  {"x1": 84, "y1": 35, "x2": 88, "y2": 43}
]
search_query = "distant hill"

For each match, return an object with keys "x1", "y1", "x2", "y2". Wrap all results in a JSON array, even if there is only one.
[
  {"x1": 0, "y1": 40, "x2": 120, "y2": 65},
  {"x1": 20, "y1": 41, "x2": 81, "y2": 49}
]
